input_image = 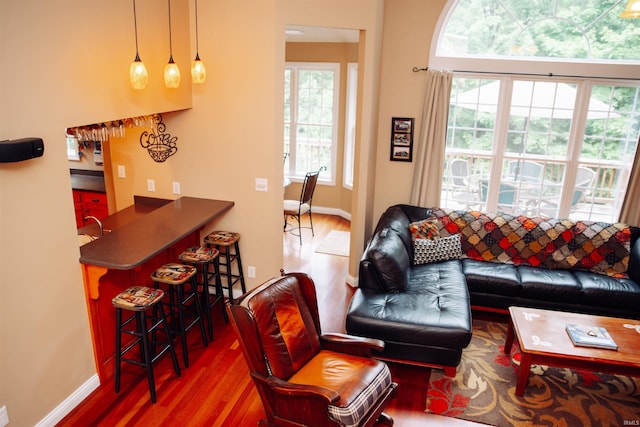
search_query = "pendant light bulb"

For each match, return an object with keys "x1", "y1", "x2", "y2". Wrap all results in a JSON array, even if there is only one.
[
  {"x1": 164, "y1": 55, "x2": 181, "y2": 88},
  {"x1": 621, "y1": 0, "x2": 640, "y2": 17},
  {"x1": 191, "y1": 53, "x2": 207, "y2": 84},
  {"x1": 130, "y1": 53, "x2": 149, "y2": 90},
  {"x1": 130, "y1": 0, "x2": 147, "y2": 90},
  {"x1": 164, "y1": 0, "x2": 180, "y2": 88},
  {"x1": 191, "y1": 0, "x2": 206, "y2": 84}
]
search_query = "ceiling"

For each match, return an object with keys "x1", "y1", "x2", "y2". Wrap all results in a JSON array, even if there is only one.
[{"x1": 285, "y1": 25, "x2": 359, "y2": 43}]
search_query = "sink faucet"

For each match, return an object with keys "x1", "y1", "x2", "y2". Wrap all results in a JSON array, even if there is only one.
[{"x1": 84, "y1": 216, "x2": 104, "y2": 236}]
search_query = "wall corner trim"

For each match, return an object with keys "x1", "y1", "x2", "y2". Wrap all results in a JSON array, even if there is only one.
[{"x1": 35, "y1": 374, "x2": 100, "y2": 427}]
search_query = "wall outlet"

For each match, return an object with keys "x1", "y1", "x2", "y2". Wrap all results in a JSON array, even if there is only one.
[
  {"x1": 0, "y1": 405, "x2": 9, "y2": 427},
  {"x1": 147, "y1": 179, "x2": 155, "y2": 192},
  {"x1": 247, "y1": 266, "x2": 256, "y2": 278},
  {"x1": 172, "y1": 181, "x2": 181, "y2": 195},
  {"x1": 117, "y1": 165, "x2": 126, "y2": 178}
]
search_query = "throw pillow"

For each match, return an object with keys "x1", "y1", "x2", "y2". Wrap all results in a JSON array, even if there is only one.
[
  {"x1": 413, "y1": 234, "x2": 462, "y2": 265},
  {"x1": 409, "y1": 217, "x2": 440, "y2": 240}
]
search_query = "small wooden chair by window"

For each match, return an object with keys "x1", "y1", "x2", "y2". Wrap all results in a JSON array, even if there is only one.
[
  {"x1": 227, "y1": 271, "x2": 397, "y2": 427},
  {"x1": 283, "y1": 166, "x2": 326, "y2": 244}
]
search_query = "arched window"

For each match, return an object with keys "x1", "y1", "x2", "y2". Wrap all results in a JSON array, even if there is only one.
[{"x1": 432, "y1": 0, "x2": 640, "y2": 221}]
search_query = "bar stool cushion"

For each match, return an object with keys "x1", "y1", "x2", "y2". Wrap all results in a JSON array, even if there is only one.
[
  {"x1": 179, "y1": 246, "x2": 219, "y2": 263},
  {"x1": 112, "y1": 286, "x2": 164, "y2": 311},
  {"x1": 204, "y1": 230, "x2": 240, "y2": 246},
  {"x1": 151, "y1": 263, "x2": 197, "y2": 284}
]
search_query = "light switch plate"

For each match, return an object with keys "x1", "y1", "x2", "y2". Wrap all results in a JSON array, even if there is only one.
[
  {"x1": 117, "y1": 165, "x2": 126, "y2": 178},
  {"x1": 255, "y1": 178, "x2": 268, "y2": 192},
  {"x1": 147, "y1": 179, "x2": 155, "y2": 192},
  {"x1": 172, "y1": 182, "x2": 181, "y2": 195}
]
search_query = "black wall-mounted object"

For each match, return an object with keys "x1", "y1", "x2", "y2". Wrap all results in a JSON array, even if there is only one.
[{"x1": 0, "y1": 138, "x2": 45, "y2": 163}]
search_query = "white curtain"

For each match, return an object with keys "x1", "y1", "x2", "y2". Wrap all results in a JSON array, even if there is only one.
[
  {"x1": 619, "y1": 134, "x2": 640, "y2": 226},
  {"x1": 409, "y1": 69, "x2": 453, "y2": 206}
]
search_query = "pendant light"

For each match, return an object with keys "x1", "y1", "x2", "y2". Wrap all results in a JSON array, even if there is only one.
[
  {"x1": 191, "y1": 0, "x2": 207, "y2": 83},
  {"x1": 129, "y1": 0, "x2": 148, "y2": 89},
  {"x1": 621, "y1": 0, "x2": 640, "y2": 17},
  {"x1": 164, "y1": 0, "x2": 181, "y2": 88}
]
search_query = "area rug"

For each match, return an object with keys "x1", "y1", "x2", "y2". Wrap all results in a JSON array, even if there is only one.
[
  {"x1": 426, "y1": 319, "x2": 640, "y2": 426},
  {"x1": 315, "y1": 230, "x2": 350, "y2": 257}
]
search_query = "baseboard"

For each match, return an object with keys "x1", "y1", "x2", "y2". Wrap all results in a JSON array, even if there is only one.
[
  {"x1": 346, "y1": 273, "x2": 358, "y2": 288},
  {"x1": 36, "y1": 374, "x2": 100, "y2": 427},
  {"x1": 313, "y1": 206, "x2": 351, "y2": 221}
]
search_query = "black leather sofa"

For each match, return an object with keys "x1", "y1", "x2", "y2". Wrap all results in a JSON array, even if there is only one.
[{"x1": 346, "y1": 204, "x2": 640, "y2": 373}]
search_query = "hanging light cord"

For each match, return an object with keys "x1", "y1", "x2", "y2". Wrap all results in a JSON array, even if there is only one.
[
  {"x1": 133, "y1": 0, "x2": 140, "y2": 58},
  {"x1": 194, "y1": 0, "x2": 200, "y2": 56},
  {"x1": 168, "y1": 0, "x2": 174, "y2": 60}
]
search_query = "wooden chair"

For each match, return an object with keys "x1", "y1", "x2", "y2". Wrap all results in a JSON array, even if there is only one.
[
  {"x1": 283, "y1": 166, "x2": 326, "y2": 244},
  {"x1": 227, "y1": 272, "x2": 397, "y2": 427}
]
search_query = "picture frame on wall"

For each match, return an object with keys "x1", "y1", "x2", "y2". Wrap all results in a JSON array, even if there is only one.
[{"x1": 390, "y1": 117, "x2": 414, "y2": 162}]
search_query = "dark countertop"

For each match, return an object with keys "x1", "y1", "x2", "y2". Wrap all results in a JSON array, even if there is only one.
[{"x1": 79, "y1": 197, "x2": 234, "y2": 269}]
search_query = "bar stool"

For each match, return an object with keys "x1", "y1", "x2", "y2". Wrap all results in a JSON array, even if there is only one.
[
  {"x1": 151, "y1": 263, "x2": 208, "y2": 368},
  {"x1": 204, "y1": 231, "x2": 247, "y2": 304},
  {"x1": 112, "y1": 286, "x2": 180, "y2": 404},
  {"x1": 178, "y1": 246, "x2": 227, "y2": 341}
]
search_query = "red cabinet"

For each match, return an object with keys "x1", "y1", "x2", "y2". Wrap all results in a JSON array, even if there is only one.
[{"x1": 74, "y1": 190, "x2": 108, "y2": 228}]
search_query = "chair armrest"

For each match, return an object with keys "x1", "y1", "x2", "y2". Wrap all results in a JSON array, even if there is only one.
[
  {"x1": 320, "y1": 333, "x2": 385, "y2": 357},
  {"x1": 250, "y1": 372, "x2": 339, "y2": 403}
]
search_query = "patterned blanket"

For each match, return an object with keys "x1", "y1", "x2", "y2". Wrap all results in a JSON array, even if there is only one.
[{"x1": 431, "y1": 208, "x2": 631, "y2": 278}]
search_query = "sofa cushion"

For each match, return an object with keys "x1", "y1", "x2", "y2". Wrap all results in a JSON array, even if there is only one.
[
  {"x1": 347, "y1": 260, "x2": 471, "y2": 349},
  {"x1": 413, "y1": 235, "x2": 461, "y2": 265},
  {"x1": 461, "y1": 259, "x2": 521, "y2": 296},
  {"x1": 574, "y1": 271, "x2": 640, "y2": 311},
  {"x1": 364, "y1": 227, "x2": 410, "y2": 293},
  {"x1": 518, "y1": 266, "x2": 582, "y2": 303}
]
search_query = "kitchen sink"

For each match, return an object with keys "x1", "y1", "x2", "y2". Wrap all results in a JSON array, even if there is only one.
[{"x1": 78, "y1": 229, "x2": 111, "y2": 246}]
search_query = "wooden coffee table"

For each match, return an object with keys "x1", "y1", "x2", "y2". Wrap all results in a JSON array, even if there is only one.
[{"x1": 504, "y1": 306, "x2": 640, "y2": 396}]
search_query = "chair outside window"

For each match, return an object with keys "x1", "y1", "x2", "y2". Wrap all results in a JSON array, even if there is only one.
[
  {"x1": 227, "y1": 272, "x2": 397, "y2": 427},
  {"x1": 283, "y1": 166, "x2": 326, "y2": 244},
  {"x1": 538, "y1": 166, "x2": 597, "y2": 217},
  {"x1": 480, "y1": 180, "x2": 519, "y2": 213},
  {"x1": 448, "y1": 159, "x2": 482, "y2": 209},
  {"x1": 572, "y1": 166, "x2": 597, "y2": 207},
  {"x1": 508, "y1": 160, "x2": 544, "y2": 183}
]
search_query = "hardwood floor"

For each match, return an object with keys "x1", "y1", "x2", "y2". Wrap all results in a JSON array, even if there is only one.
[{"x1": 58, "y1": 214, "x2": 484, "y2": 426}]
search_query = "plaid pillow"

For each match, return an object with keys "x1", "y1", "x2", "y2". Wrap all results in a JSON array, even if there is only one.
[
  {"x1": 413, "y1": 234, "x2": 462, "y2": 265},
  {"x1": 409, "y1": 217, "x2": 440, "y2": 240}
]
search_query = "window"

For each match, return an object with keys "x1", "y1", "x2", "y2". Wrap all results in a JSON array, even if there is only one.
[
  {"x1": 434, "y1": 0, "x2": 640, "y2": 222},
  {"x1": 438, "y1": 0, "x2": 640, "y2": 62},
  {"x1": 284, "y1": 63, "x2": 340, "y2": 183}
]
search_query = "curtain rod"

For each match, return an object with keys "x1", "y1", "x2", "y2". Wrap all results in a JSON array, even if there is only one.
[{"x1": 412, "y1": 66, "x2": 640, "y2": 81}]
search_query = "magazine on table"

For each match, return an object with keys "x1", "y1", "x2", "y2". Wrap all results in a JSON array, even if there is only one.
[{"x1": 565, "y1": 324, "x2": 618, "y2": 350}]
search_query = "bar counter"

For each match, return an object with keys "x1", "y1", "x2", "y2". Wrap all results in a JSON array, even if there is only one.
[
  {"x1": 80, "y1": 197, "x2": 234, "y2": 269},
  {"x1": 79, "y1": 196, "x2": 234, "y2": 381}
]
